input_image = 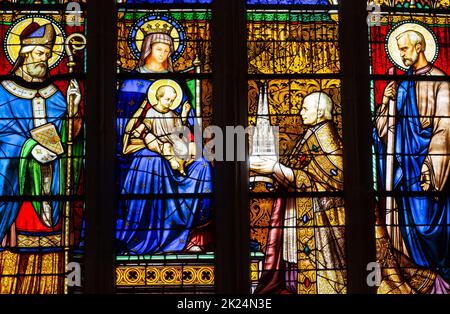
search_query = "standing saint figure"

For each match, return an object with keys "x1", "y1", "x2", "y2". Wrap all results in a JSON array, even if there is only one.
[
  {"x1": 0, "y1": 22, "x2": 83, "y2": 293},
  {"x1": 250, "y1": 92, "x2": 346, "y2": 294},
  {"x1": 374, "y1": 28, "x2": 450, "y2": 292},
  {"x1": 115, "y1": 25, "x2": 213, "y2": 255}
]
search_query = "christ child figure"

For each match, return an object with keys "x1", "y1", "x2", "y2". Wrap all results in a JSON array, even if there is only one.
[{"x1": 132, "y1": 84, "x2": 192, "y2": 175}]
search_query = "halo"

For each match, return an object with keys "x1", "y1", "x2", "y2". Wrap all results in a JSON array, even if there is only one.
[
  {"x1": 4, "y1": 15, "x2": 65, "y2": 69},
  {"x1": 128, "y1": 14, "x2": 186, "y2": 62},
  {"x1": 386, "y1": 21, "x2": 438, "y2": 72},
  {"x1": 148, "y1": 79, "x2": 183, "y2": 110}
]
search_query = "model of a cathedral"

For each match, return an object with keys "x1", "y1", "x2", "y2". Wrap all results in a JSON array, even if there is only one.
[{"x1": 249, "y1": 84, "x2": 277, "y2": 189}]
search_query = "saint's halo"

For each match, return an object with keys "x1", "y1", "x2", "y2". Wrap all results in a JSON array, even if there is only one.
[
  {"x1": 386, "y1": 20, "x2": 438, "y2": 72},
  {"x1": 129, "y1": 15, "x2": 185, "y2": 62},
  {"x1": 148, "y1": 79, "x2": 183, "y2": 110},
  {"x1": 5, "y1": 16, "x2": 65, "y2": 69}
]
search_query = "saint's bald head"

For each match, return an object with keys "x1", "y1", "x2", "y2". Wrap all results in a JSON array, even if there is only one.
[{"x1": 300, "y1": 92, "x2": 333, "y2": 126}]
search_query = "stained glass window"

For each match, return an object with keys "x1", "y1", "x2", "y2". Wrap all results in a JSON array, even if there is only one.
[
  {"x1": 368, "y1": 0, "x2": 450, "y2": 294},
  {"x1": 0, "y1": 2, "x2": 87, "y2": 294},
  {"x1": 247, "y1": 1, "x2": 346, "y2": 294},
  {"x1": 369, "y1": 0, "x2": 450, "y2": 9},
  {"x1": 0, "y1": 1, "x2": 85, "y2": 3},
  {"x1": 247, "y1": 0, "x2": 336, "y2": 4},
  {"x1": 0, "y1": 0, "x2": 86, "y2": 4},
  {"x1": 117, "y1": 0, "x2": 211, "y2": 4},
  {"x1": 4, "y1": 0, "x2": 449, "y2": 297},
  {"x1": 114, "y1": 0, "x2": 214, "y2": 293}
]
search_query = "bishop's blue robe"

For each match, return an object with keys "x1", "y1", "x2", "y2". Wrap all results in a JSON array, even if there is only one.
[{"x1": 0, "y1": 81, "x2": 66, "y2": 248}]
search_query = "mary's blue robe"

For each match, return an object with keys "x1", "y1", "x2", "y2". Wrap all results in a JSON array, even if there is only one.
[
  {"x1": 115, "y1": 78, "x2": 213, "y2": 255},
  {"x1": 373, "y1": 70, "x2": 450, "y2": 281}
]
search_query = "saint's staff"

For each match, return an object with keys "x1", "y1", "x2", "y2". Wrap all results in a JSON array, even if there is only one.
[{"x1": 63, "y1": 32, "x2": 86, "y2": 294}]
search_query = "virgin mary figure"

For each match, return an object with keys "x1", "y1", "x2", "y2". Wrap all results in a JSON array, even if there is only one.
[{"x1": 115, "y1": 28, "x2": 213, "y2": 255}]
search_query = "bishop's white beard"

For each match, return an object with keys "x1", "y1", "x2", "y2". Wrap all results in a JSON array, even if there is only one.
[{"x1": 24, "y1": 55, "x2": 48, "y2": 79}]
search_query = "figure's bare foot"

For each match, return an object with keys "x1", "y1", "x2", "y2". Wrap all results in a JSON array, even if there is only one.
[{"x1": 41, "y1": 201, "x2": 53, "y2": 228}]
